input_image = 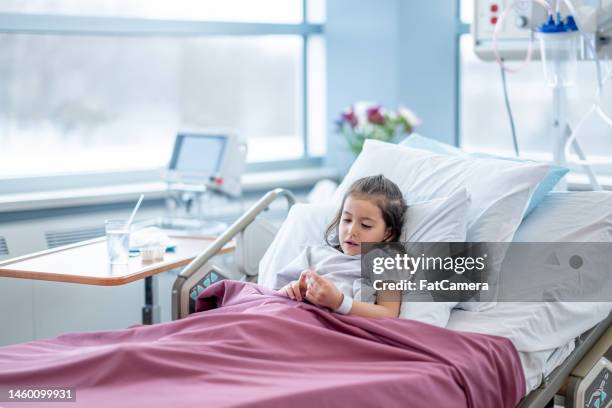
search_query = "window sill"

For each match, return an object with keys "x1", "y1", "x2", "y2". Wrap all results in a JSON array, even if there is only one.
[
  {"x1": 2, "y1": 169, "x2": 609, "y2": 218},
  {"x1": 0, "y1": 167, "x2": 339, "y2": 214}
]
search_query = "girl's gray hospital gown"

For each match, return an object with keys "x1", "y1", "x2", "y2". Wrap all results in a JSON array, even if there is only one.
[{"x1": 269, "y1": 244, "x2": 376, "y2": 304}]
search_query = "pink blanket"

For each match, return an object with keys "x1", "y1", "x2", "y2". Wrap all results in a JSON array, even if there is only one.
[{"x1": 0, "y1": 281, "x2": 525, "y2": 407}]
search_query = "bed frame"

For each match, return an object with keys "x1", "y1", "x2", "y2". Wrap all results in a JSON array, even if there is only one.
[
  {"x1": 517, "y1": 313, "x2": 611, "y2": 408},
  {"x1": 171, "y1": 188, "x2": 612, "y2": 408},
  {"x1": 171, "y1": 188, "x2": 296, "y2": 320}
]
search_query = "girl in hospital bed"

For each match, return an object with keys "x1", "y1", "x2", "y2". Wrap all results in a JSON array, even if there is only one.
[{"x1": 274, "y1": 174, "x2": 407, "y2": 318}]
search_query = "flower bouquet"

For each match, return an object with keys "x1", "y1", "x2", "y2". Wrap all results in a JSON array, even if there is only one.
[{"x1": 335, "y1": 102, "x2": 421, "y2": 155}]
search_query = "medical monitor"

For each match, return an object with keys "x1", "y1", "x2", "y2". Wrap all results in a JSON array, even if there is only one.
[
  {"x1": 169, "y1": 134, "x2": 226, "y2": 175},
  {"x1": 166, "y1": 132, "x2": 246, "y2": 197}
]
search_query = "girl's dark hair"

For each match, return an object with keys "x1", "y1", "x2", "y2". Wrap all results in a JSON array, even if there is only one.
[{"x1": 325, "y1": 175, "x2": 408, "y2": 248}]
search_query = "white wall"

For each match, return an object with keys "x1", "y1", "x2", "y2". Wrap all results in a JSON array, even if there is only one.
[
  {"x1": 325, "y1": 0, "x2": 459, "y2": 173},
  {"x1": 325, "y1": 0, "x2": 401, "y2": 174},
  {"x1": 398, "y1": 0, "x2": 458, "y2": 146}
]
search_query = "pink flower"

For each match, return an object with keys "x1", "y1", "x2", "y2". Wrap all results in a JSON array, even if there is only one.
[
  {"x1": 398, "y1": 106, "x2": 422, "y2": 128},
  {"x1": 366, "y1": 106, "x2": 385, "y2": 125},
  {"x1": 342, "y1": 107, "x2": 358, "y2": 128}
]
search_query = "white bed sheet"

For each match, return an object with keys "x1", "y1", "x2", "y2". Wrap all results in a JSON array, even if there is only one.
[
  {"x1": 447, "y1": 302, "x2": 610, "y2": 394},
  {"x1": 447, "y1": 302, "x2": 610, "y2": 352},
  {"x1": 517, "y1": 340, "x2": 575, "y2": 394}
]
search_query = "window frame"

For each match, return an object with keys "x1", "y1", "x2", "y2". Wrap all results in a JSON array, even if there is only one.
[
  {"x1": 0, "y1": 1, "x2": 324, "y2": 194},
  {"x1": 456, "y1": 0, "x2": 470, "y2": 149}
]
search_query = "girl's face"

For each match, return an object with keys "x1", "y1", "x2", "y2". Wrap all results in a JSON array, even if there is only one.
[{"x1": 339, "y1": 194, "x2": 392, "y2": 256}]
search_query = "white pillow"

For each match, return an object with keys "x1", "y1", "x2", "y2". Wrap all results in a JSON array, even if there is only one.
[
  {"x1": 401, "y1": 188, "x2": 469, "y2": 242},
  {"x1": 333, "y1": 140, "x2": 551, "y2": 311},
  {"x1": 333, "y1": 140, "x2": 549, "y2": 242},
  {"x1": 258, "y1": 189, "x2": 470, "y2": 327},
  {"x1": 513, "y1": 191, "x2": 612, "y2": 242},
  {"x1": 258, "y1": 203, "x2": 334, "y2": 290},
  {"x1": 448, "y1": 191, "x2": 612, "y2": 352},
  {"x1": 399, "y1": 188, "x2": 468, "y2": 327}
]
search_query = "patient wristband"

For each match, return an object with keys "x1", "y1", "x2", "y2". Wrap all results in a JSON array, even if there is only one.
[{"x1": 335, "y1": 294, "x2": 353, "y2": 315}]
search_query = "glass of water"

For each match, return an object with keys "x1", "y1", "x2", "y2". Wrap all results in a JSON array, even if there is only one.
[{"x1": 105, "y1": 220, "x2": 130, "y2": 264}]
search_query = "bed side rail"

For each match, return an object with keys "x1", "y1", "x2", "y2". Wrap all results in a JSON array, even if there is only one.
[{"x1": 171, "y1": 188, "x2": 295, "y2": 320}]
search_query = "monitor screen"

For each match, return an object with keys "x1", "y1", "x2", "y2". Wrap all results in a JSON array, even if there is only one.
[{"x1": 169, "y1": 134, "x2": 227, "y2": 175}]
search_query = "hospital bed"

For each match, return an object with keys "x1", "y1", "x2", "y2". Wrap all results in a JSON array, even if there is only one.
[
  {"x1": 0, "y1": 136, "x2": 609, "y2": 407},
  {"x1": 172, "y1": 188, "x2": 612, "y2": 408}
]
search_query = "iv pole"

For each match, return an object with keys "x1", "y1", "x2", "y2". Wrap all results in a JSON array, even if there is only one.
[
  {"x1": 548, "y1": 0, "x2": 603, "y2": 190},
  {"x1": 551, "y1": 77, "x2": 603, "y2": 190},
  {"x1": 493, "y1": 0, "x2": 605, "y2": 191}
]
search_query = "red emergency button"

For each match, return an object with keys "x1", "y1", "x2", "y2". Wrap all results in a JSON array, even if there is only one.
[
  {"x1": 490, "y1": 4, "x2": 499, "y2": 12},
  {"x1": 490, "y1": 16, "x2": 498, "y2": 25},
  {"x1": 209, "y1": 175, "x2": 224, "y2": 185}
]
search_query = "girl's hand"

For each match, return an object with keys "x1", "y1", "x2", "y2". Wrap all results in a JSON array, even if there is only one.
[
  {"x1": 279, "y1": 270, "x2": 309, "y2": 301},
  {"x1": 304, "y1": 271, "x2": 344, "y2": 310}
]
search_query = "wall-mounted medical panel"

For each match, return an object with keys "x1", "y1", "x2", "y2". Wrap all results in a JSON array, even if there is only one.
[{"x1": 473, "y1": 0, "x2": 547, "y2": 60}]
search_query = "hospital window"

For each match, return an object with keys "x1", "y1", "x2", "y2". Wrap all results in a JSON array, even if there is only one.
[
  {"x1": 0, "y1": 0, "x2": 326, "y2": 180},
  {"x1": 459, "y1": 0, "x2": 612, "y2": 174}
]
